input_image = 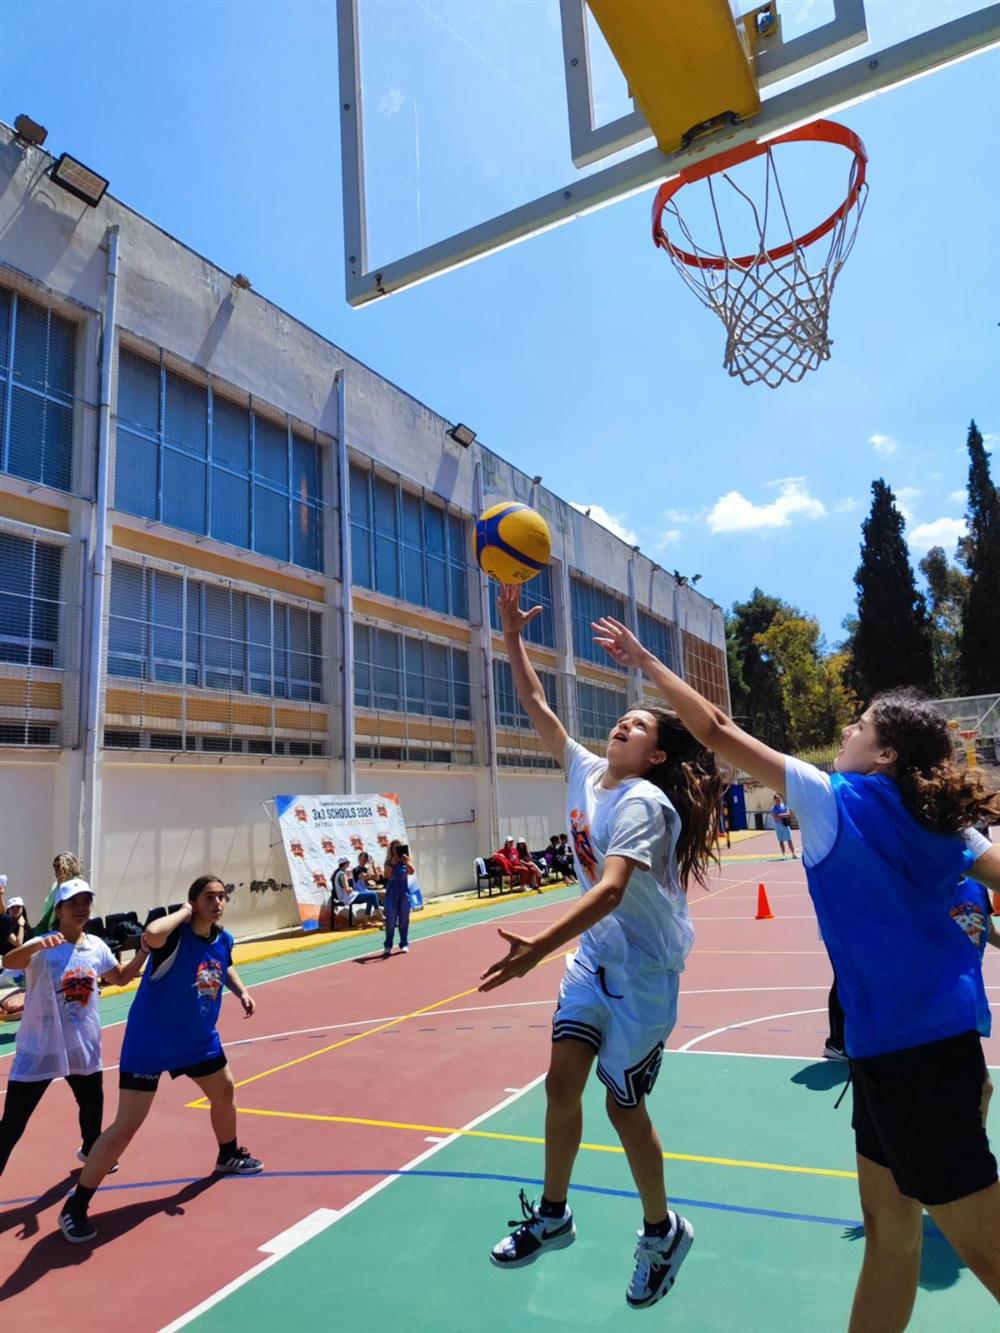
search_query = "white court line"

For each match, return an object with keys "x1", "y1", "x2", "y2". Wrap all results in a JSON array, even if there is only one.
[
  {"x1": 678, "y1": 1009, "x2": 827, "y2": 1053},
  {"x1": 158, "y1": 1072, "x2": 548, "y2": 1331}
]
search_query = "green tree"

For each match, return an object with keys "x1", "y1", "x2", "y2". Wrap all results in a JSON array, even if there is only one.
[
  {"x1": 919, "y1": 545, "x2": 967, "y2": 696},
  {"x1": 957, "y1": 421, "x2": 1000, "y2": 692},
  {"x1": 726, "y1": 589, "x2": 791, "y2": 749},
  {"x1": 754, "y1": 616, "x2": 857, "y2": 749},
  {"x1": 848, "y1": 479, "x2": 935, "y2": 699}
]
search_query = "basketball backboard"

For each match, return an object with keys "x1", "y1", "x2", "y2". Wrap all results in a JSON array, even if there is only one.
[{"x1": 338, "y1": 0, "x2": 1000, "y2": 307}]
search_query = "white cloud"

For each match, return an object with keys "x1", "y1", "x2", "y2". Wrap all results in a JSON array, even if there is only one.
[
  {"x1": 657, "y1": 529, "x2": 683, "y2": 550},
  {"x1": 908, "y1": 517, "x2": 966, "y2": 555},
  {"x1": 377, "y1": 87, "x2": 406, "y2": 119},
  {"x1": 895, "y1": 487, "x2": 922, "y2": 523},
  {"x1": 834, "y1": 496, "x2": 859, "y2": 513},
  {"x1": 950, "y1": 489, "x2": 966, "y2": 505},
  {"x1": 985, "y1": 433, "x2": 999, "y2": 452},
  {"x1": 664, "y1": 508, "x2": 690, "y2": 523},
  {"x1": 706, "y1": 478, "x2": 825, "y2": 534},
  {"x1": 869, "y1": 433, "x2": 897, "y2": 455},
  {"x1": 570, "y1": 502, "x2": 638, "y2": 546}
]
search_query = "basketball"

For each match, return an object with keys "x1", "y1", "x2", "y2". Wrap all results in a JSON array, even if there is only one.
[{"x1": 474, "y1": 501, "x2": 551, "y2": 584}]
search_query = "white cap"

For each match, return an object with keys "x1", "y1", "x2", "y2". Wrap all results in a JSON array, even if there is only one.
[
  {"x1": 7, "y1": 895, "x2": 24, "y2": 909},
  {"x1": 54, "y1": 877, "x2": 93, "y2": 904}
]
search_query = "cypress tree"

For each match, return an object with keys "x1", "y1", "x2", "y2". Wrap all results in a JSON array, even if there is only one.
[
  {"x1": 848, "y1": 480, "x2": 935, "y2": 698},
  {"x1": 957, "y1": 421, "x2": 1000, "y2": 692}
]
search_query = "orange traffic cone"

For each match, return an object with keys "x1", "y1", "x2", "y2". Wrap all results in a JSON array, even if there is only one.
[{"x1": 755, "y1": 883, "x2": 774, "y2": 920}]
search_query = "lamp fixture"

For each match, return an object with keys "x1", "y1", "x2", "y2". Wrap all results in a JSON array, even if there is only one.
[
  {"x1": 49, "y1": 152, "x2": 109, "y2": 207},
  {"x1": 448, "y1": 423, "x2": 476, "y2": 447},
  {"x1": 14, "y1": 114, "x2": 47, "y2": 147}
]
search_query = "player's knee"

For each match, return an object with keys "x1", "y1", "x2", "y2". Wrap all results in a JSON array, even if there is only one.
[
  {"x1": 605, "y1": 1092, "x2": 645, "y2": 1132},
  {"x1": 545, "y1": 1065, "x2": 582, "y2": 1109}
]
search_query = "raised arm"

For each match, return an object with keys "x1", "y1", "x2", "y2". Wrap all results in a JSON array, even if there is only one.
[
  {"x1": 498, "y1": 584, "x2": 568, "y2": 765},
  {"x1": 143, "y1": 901, "x2": 192, "y2": 949},
  {"x1": 593, "y1": 616, "x2": 789, "y2": 794}
]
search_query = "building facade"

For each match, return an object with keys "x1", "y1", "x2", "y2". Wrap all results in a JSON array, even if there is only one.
[{"x1": 0, "y1": 124, "x2": 730, "y2": 936}]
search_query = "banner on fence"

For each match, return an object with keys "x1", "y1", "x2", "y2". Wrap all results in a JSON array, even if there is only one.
[{"x1": 275, "y1": 792, "x2": 409, "y2": 930}]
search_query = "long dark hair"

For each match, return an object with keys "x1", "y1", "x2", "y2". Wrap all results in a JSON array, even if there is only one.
[
  {"x1": 868, "y1": 689, "x2": 1000, "y2": 835},
  {"x1": 187, "y1": 874, "x2": 224, "y2": 904},
  {"x1": 634, "y1": 704, "x2": 725, "y2": 890}
]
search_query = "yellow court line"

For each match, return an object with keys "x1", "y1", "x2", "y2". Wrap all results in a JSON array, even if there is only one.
[
  {"x1": 187, "y1": 948, "x2": 571, "y2": 1109},
  {"x1": 195, "y1": 1103, "x2": 855, "y2": 1180}
]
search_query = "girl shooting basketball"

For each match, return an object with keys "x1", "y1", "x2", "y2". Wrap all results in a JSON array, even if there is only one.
[
  {"x1": 481, "y1": 585, "x2": 722, "y2": 1310},
  {"x1": 592, "y1": 613, "x2": 1000, "y2": 1329}
]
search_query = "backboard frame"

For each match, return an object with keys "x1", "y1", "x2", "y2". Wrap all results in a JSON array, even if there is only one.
[{"x1": 338, "y1": 0, "x2": 1000, "y2": 307}]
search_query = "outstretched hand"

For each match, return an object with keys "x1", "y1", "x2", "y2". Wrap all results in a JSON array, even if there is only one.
[
  {"x1": 592, "y1": 616, "x2": 648, "y2": 670},
  {"x1": 479, "y1": 927, "x2": 542, "y2": 992},
  {"x1": 498, "y1": 584, "x2": 543, "y2": 638}
]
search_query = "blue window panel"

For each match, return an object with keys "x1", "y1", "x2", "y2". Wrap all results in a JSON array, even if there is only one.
[
  {"x1": 451, "y1": 648, "x2": 471, "y2": 719},
  {"x1": 292, "y1": 501, "x2": 321, "y2": 572},
  {"x1": 211, "y1": 467, "x2": 250, "y2": 549},
  {"x1": 165, "y1": 372, "x2": 207, "y2": 456},
  {"x1": 115, "y1": 429, "x2": 159, "y2": 517},
  {"x1": 248, "y1": 596, "x2": 272, "y2": 695},
  {"x1": 46, "y1": 313, "x2": 75, "y2": 399},
  {"x1": 373, "y1": 476, "x2": 400, "y2": 597},
  {"x1": 292, "y1": 434, "x2": 322, "y2": 506},
  {"x1": 488, "y1": 563, "x2": 555, "y2": 647},
  {"x1": 404, "y1": 637, "x2": 425, "y2": 713},
  {"x1": 353, "y1": 623, "x2": 371, "y2": 707},
  {"x1": 107, "y1": 562, "x2": 147, "y2": 674},
  {"x1": 571, "y1": 578, "x2": 626, "y2": 666},
  {"x1": 351, "y1": 520, "x2": 372, "y2": 587},
  {"x1": 0, "y1": 289, "x2": 10, "y2": 370},
  {"x1": 253, "y1": 484, "x2": 289, "y2": 561},
  {"x1": 162, "y1": 449, "x2": 207, "y2": 534},
  {"x1": 400, "y1": 491, "x2": 426, "y2": 605},
  {"x1": 11, "y1": 300, "x2": 51, "y2": 393},
  {"x1": 150, "y1": 571, "x2": 186, "y2": 683},
  {"x1": 373, "y1": 628, "x2": 401, "y2": 711},
  {"x1": 425, "y1": 641, "x2": 450, "y2": 717},
  {"x1": 213, "y1": 397, "x2": 250, "y2": 472},
  {"x1": 254, "y1": 416, "x2": 288, "y2": 487},
  {"x1": 118, "y1": 352, "x2": 160, "y2": 433},
  {"x1": 8, "y1": 389, "x2": 70, "y2": 490},
  {"x1": 375, "y1": 531, "x2": 400, "y2": 597},
  {"x1": 637, "y1": 610, "x2": 677, "y2": 673},
  {"x1": 424, "y1": 505, "x2": 448, "y2": 613}
]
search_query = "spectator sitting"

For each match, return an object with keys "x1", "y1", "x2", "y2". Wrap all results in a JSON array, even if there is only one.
[
  {"x1": 514, "y1": 840, "x2": 544, "y2": 891},
  {"x1": 557, "y1": 833, "x2": 578, "y2": 880},
  {"x1": 0, "y1": 886, "x2": 31, "y2": 1019},
  {"x1": 547, "y1": 834, "x2": 576, "y2": 882},
  {"x1": 493, "y1": 838, "x2": 541, "y2": 892},
  {"x1": 333, "y1": 858, "x2": 382, "y2": 926}
]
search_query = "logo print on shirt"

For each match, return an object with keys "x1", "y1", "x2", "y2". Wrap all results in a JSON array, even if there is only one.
[
  {"x1": 193, "y1": 960, "x2": 223, "y2": 1004},
  {"x1": 59, "y1": 966, "x2": 97, "y2": 1020},
  {"x1": 950, "y1": 900, "x2": 987, "y2": 950},
  {"x1": 570, "y1": 809, "x2": 598, "y2": 881}
]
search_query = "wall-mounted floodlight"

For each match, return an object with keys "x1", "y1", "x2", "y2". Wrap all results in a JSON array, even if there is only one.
[
  {"x1": 49, "y1": 153, "x2": 109, "y2": 207},
  {"x1": 14, "y1": 114, "x2": 48, "y2": 147},
  {"x1": 448, "y1": 423, "x2": 476, "y2": 447}
]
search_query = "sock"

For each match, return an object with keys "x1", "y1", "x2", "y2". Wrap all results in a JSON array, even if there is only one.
[
  {"x1": 539, "y1": 1196, "x2": 566, "y2": 1218},
  {"x1": 217, "y1": 1138, "x2": 237, "y2": 1160},
  {"x1": 69, "y1": 1184, "x2": 96, "y2": 1216},
  {"x1": 643, "y1": 1213, "x2": 674, "y2": 1239}
]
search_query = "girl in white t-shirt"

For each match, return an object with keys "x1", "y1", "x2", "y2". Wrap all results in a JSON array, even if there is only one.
[
  {"x1": 482, "y1": 586, "x2": 723, "y2": 1312},
  {"x1": 0, "y1": 879, "x2": 146, "y2": 1176}
]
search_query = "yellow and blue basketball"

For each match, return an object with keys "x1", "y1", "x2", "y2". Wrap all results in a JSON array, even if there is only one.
[{"x1": 474, "y1": 501, "x2": 551, "y2": 584}]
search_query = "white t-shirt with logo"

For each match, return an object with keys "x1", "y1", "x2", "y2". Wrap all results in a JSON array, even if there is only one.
[
  {"x1": 564, "y1": 738, "x2": 693, "y2": 976},
  {"x1": 10, "y1": 933, "x2": 118, "y2": 1081}
]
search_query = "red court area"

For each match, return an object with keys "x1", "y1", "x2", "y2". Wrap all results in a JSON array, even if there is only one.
[{"x1": 2, "y1": 835, "x2": 997, "y2": 1330}]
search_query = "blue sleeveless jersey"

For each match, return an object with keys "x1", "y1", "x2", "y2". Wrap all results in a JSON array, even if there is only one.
[
  {"x1": 805, "y1": 773, "x2": 990, "y2": 1059},
  {"x1": 120, "y1": 924, "x2": 233, "y2": 1073}
]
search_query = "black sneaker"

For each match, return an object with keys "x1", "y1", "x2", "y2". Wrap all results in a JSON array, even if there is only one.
[
  {"x1": 58, "y1": 1206, "x2": 97, "y2": 1244},
  {"x1": 490, "y1": 1189, "x2": 575, "y2": 1268},
  {"x1": 626, "y1": 1211, "x2": 694, "y2": 1309},
  {"x1": 215, "y1": 1146, "x2": 263, "y2": 1175}
]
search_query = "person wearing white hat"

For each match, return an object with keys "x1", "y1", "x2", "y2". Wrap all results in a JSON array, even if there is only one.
[
  {"x1": 0, "y1": 886, "x2": 32, "y2": 1018},
  {"x1": 0, "y1": 879, "x2": 147, "y2": 1177}
]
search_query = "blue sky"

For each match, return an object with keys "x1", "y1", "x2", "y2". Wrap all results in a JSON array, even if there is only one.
[{"x1": 3, "y1": 0, "x2": 997, "y2": 644}]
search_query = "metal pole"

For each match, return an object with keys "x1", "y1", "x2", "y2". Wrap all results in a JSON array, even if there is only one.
[
  {"x1": 82, "y1": 225, "x2": 119, "y2": 881},
  {"x1": 474, "y1": 456, "x2": 500, "y2": 852},
  {"x1": 335, "y1": 368, "x2": 356, "y2": 794}
]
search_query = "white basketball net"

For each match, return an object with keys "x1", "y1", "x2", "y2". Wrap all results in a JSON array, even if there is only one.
[{"x1": 659, "y1": 147, "x2": 867, "y2": 389}]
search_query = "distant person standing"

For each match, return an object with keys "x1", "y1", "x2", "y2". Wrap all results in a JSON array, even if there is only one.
[
  {"x1": 383, "y1": 841, "x2": 414, "y2": 957},
  {"x1": 769, "y1": 794, "x2": 798, "y2": 859}
]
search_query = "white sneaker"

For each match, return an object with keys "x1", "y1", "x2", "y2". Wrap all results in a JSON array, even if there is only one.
[
  {"x1": 491, "y1": 1190, "x2": 575, "y2": 1268},
  {"x1": 400, "y1": 945, "x2": 409, "y2": 953},
  {"x1": 626, "y1": 1212, "x2": 694, "y2": 1309},
  {"x1": 822, "y1": 1042, "x2": 848, "y2": 1062}
]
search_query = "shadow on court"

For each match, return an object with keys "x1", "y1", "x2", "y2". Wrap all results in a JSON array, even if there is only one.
[
  {"x1": 0, "y1": 1172, "x2": 77, "y2": 1241},
  {"x1": 789, "y1": 1062, "x2": 850, "y2": 1092},
  {"x1": 841, "y1": 1217, "x2": 965, "y2": 1292},
  {"x1": 0, "y1": 1176, "x2": 221, "y2": 1299}
]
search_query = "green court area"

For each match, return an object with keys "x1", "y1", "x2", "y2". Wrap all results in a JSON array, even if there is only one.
[{"x1": 183, "y1": 1052, "x2": 995, "y2": 1333}]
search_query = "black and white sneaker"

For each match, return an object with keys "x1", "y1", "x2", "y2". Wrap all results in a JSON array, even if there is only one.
[
  {"x1": 58, "y1": 1206, "x2": 97, "y2": 1244},
  {"x1": 490, "y1": 1189, "x2": 575, "y2": 1268},
  {"x1": 77, "y1": 1148, "x2": 119, "y2": 1173},
  {"x1": 215, "y1": 1146, "x2": 263, "y2": 1175},
  {"x1": 626, "y1": 1211, "x2": 694, "y2": 1309}
]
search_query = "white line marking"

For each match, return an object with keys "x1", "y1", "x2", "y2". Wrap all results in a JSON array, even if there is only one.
[
  {"x1": 157, "y1": 1072, "x2": 547, "y2": 1331},
  {"x1": 677, "y1": 1009, "x2": 827, "y2": 1053},
  {"x1": 424, "y1": 1135, "x2": 448, "y2": 1143},
  {"x1": 258, "y1": 1208, "x2": 340, "y2": 1255}
]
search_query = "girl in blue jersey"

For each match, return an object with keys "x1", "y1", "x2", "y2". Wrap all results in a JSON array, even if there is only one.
[
  {"x1": 594, "y1": 615, "x2": 1000, "y2": 1328},
  {"x1": 58, "y1": 875, "x2": 262, "y2": 1243}
]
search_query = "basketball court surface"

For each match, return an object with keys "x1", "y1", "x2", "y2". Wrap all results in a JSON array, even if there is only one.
[{"x1": 3, "y1": 830, "x2": 998, "y2": 1331}]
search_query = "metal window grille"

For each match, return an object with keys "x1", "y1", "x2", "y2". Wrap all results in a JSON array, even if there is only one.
[
  {"x1": 104, "y1": 553, "x2": 329, "y2": 754},
  {"x1": 493, "y1": 657, "x2": 560, "y2": 769},
  {"x1": 349, "y1": 464, "x2": 469, "y2": 619},
  {"x1": 680, "y1": 631, "x2": 730, "y2": 711},
  {"x1": 0, "y1": 283, "x2": 91, "y2": 497},
  {"x1": 114, "y1": 347, "x2": 325, "y2": 571},
  {"x1": 575, "y1": 678, "x2": 629, "y2": 742},
  {"x1": 353, "y1": 620, "x2": 474, "y2": 765},
  {"x1": 570, "y1": 575, "x2": 626, "y2": 667},
  {"x1": 0, "y1": 520, "x2": 79, "y2": 748},
  {"x1": 488, "y1": 563, "x2": 556, "y2": 647},
  {"x1": 637, "y1": 609, "x2": 679, "y2": 675}
]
